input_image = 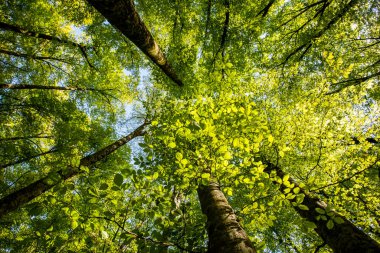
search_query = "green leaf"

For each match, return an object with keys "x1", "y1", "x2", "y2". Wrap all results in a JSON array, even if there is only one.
[
  {"x1": 298, "y1": 205, "x2": 309, "y2": 211},
  {"x1": 327, "y1": 219, "x2": 334, "y2": 229},
  {"x1": 315, "y1": 208, "x2": 325, "y2": 214},
  {"x1": 175, "y1": 152, "x2": 183, "y2": 161},
  {"x1": 168, "y1": 142, "x2": 176, "y2": 148},
  {"x1": 333, "y1": 217, "x2": 345, "y2": 224},
  {"x1": 152, "y1": 172, "x2": 159, "y2": 180},
  {"x1": 99, "y1": 183, "x2": 108, "y2": 190},
  {"x1": 201, "y1": 173, "x2": 210, "y2": 179},
  {"x1": 114, "y1": 174, "x2": 124, "y2": 186},
  {"x1": 304, "y1": 221, "x2": 317, "y2": 229},
  {"x1": 71, "y1": 221, "x2": 79, "y2": 230},
  {"x1": 111, "y1": 186, "x2": 120, "y2": 191}
]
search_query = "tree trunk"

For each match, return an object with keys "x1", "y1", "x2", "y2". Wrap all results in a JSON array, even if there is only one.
[
  {"x1": 197, "y1": 182, "x2": 256, "y2": 253},
  {"x1": 86, "y1": 0, "x2": 183, "y2": 86},
  {"x1": 0, "y1": 123, "x2": 146, "y2": 218},
  {"x1": 264, "y1": 161, "x2": 380, "y2": 253}
]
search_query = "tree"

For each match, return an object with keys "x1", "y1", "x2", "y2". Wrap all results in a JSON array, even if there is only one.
[{"x1": 1, "y1": 0, "x2": 379, "y2": 252}]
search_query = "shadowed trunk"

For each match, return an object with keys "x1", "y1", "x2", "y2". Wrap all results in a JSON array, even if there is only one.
[
  {"x1": 263, "y1": 161, "x2": 380, "y2": 253},
  {"x1": 86, "y1": 0, "x2": 183, "y2": 86},
  {"x1": 197, "y1": 182, "x2": 256, "y2": 253},
  {"x1": 0, "y1": 123, "x2": 146, "y2": 218}
]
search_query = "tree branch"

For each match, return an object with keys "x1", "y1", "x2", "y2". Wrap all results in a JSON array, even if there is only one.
[
  {"x1": 0, "y1": 147, "x2": 58, "y2": 170},
  {"x1": 0, "y1": 49, "x2": 73, "y2": 65},
  {"x1": 0, "y1": 21, "x2": 95, "y2": 68},
  {"x1": 325, "y1": 70, "x2": 380, "y2": 95}
]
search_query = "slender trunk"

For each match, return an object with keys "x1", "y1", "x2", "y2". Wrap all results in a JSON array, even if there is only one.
[
  {"x1": 86, "y1": 0, "x2": 183, "y2": 86},
  {"x1": 263, "y1": 161, "x2": 380, "y2": 253},
  {"x1": 0, "y1": 123, "x2": 146, "y2": 218},
  {"x1": 197, "y1": 182, "x2": 256, "y2": 253}
]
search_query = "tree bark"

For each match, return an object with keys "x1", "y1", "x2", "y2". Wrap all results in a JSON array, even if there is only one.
[
  {"x1": 0, "y1": 123, "x2": 146, "y2": 218},
  {"x1": 86, "y1": 0, "x2": 183, "y2": 86},
  {"x1": 263, "y1": 161, "x2": 380, "y2": 253},
  {"x1": 197, "y1": 182, "x2": 256, "y2": 253}
]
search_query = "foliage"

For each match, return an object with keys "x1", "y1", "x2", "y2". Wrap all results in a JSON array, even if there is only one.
[{"x1": 1, "y1": 0, "x2": 379, "y2": 252}]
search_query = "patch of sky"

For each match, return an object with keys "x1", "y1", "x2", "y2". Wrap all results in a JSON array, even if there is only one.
[
  {"x1": 259, "y1": 32, "x2": 268, "y2": 40},
  {"x1": 68, "y1": 24, "x2": 89, "y2": 43}
]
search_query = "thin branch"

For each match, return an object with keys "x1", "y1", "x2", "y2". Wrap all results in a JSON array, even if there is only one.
[
  {"x1": 0, "y1": 48, "x2": 73, "y2": 65},
  {"x1": 0, "y1": 135, "x2": 52, "y2": 142},
  {"x1": 0, "y1": 147, "x2": 58, "y2": 170},
  {"x1": 257, "y1": 0, "x2": 276, "y2": 17},
  {"x1": 314, "y1": 241, "x2": 327, "y2": 253},
  {"x1": 325, "y1": 70, "x2": 380, "y2": 95},
  {"x1": 0, "y1": 21, "x2": 95, "y2": 68},
  {"x1": 310, "y1": 159, "x2": 379, "y2": 192},
  {"x1": 281, "y1": 0, "x2": 358, "y2": 65},
  {"x1": 280, "y1": 0, "x2": 327, "y2": 27},
  {"x1": 0, "y1": 83, "x2": 113, "y2": 93},
  {"x1": 351, "y1": 137, "x2": 379, "y2": 145}
]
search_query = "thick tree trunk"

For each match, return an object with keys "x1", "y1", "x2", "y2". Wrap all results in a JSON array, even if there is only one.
[
  {"x1": 197, "y1": 182, "x2": 256, "y2": 253},
  {"x1": 264, "y1": 161, "x2": 380, "y2": 253},
  {"x1": 0, "y1": 123, "x2": 146, "y2": 218},
  {"x1": 86, "y1": 0, "x2": 183, "y2": 86}
]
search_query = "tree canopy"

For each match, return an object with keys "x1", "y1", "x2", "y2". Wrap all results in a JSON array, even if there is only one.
[{"x1": 0, "y1": 0, "x2": 379, "y2": 252}]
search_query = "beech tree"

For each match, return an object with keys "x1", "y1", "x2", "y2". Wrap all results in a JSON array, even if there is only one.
[{"x1": 1, "y1": 0, "x2": 379, "y2": 252}]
